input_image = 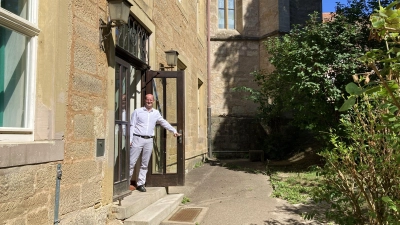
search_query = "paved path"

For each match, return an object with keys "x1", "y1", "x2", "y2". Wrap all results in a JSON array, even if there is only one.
[{"x1": 170, "y1": 159, "x2": 321, "y2": 225}]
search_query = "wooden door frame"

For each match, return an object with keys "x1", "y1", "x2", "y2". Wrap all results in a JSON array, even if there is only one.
[{"x1": 143, "y1": 70, "x2": 185, "y2": 187}]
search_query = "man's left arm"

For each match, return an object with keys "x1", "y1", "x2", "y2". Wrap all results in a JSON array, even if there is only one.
[{"x1": 157, "y1": 116, "x2": 181, "y2": 137}]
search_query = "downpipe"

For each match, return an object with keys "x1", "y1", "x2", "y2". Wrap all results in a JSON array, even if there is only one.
[{"x1": 54, "y1": 164, "x2": 62, "y2": 225}]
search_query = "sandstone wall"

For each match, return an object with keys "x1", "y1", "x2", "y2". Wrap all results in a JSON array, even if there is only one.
[
  {"x1": 0, "y1": 0, "x2": 114, "y2": 224},
  {"x1": 152, "y1": 0, "x2": 208, "y2": 171}
]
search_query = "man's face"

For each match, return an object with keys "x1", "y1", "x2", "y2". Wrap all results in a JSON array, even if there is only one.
[{"x1": 145, "y1": 95, "x2": 154, "y2": 109}]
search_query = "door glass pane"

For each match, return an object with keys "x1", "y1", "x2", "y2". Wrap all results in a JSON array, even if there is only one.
[
  {"x1": 166, "y1": 125, "x2": 178, "y2": 174},
  {"x1": 114, "y1": 124, "x2": 120, "y2": 182},
  {"x1": 115, "y1": 64, "x2": 120, "y2": 120},
  {"x1": 0, "y1": 25, "x2": 28, "y2": 128},
  {"x1": 152, "y1": 125, "x2": 164, "y2": 174},
  {"x1": 1, "y1": 0, "x2": 29, "y2": 20},
  {"x1": 153, "y1": 78, "x2": 164, "y2": 115},
  {"x1": 166, "y1": 78, "x2": 177, "y2": 123}
]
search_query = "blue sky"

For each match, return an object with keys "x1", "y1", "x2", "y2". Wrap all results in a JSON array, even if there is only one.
[{"x1": 323, "y1": 0, "x2": 349, "y2": 12}]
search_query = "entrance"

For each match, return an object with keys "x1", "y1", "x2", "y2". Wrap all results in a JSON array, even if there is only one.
[{"x1": 144, "y1": 70, "x2": 186, "y2": 187}]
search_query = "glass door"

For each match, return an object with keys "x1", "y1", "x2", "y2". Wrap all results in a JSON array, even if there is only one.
[
  {"x1": 145, "y1": 70, "x2": 185, "y2": 187},
  {"x1": 113, "y1": 57, "x2": 131, "y2": 199}
]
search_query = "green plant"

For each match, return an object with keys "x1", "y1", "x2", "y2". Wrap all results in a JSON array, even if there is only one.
[
  {"x1": 314, "y1": 93, "x2": 400, "y2": 224},
  {"x1": 269, "y1": 170, "x2": 320, "y2": 204},
  {"x1": 181, "y1": 196, "x2": 190, "y2": 204},
  {"x1": 193, "y1": 161, "x2": 203, "y2": 169}
]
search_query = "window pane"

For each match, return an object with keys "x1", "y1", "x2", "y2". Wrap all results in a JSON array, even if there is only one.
[
  {"x1": 228, "y1": 0, "x2": 234, "y2": 9},
  {"x1": 0, "y1": 25, "x2": 29, "y2": 128},
  {"x1": 218, "y1": 9, "x2": 225, "y2": 29},
  {"x1": 1, "y1": 0, "x2": 29, "y2": 20},
  {"x1": 228, "y1": 9, "x2": 235, "y2": 29},
  {"x1": 218, "y1": 0, "x2": 224, "y2": 8}
]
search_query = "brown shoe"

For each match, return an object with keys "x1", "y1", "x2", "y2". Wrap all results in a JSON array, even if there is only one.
[
  {"x1": 129, "y1": 185, "x2": 136, "y2": 191},
  {"x1": 136, "y1": 185, "x2": 146, "y2": 192}
]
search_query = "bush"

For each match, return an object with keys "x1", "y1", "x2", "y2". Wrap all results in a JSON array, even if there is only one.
[{"x1": 313, "y1": 93, "x2": 400, "y2": 224}]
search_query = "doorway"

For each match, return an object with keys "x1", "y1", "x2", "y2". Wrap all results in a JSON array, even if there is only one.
[{"x1": 144, "y1": 70, "x2": 186, "y2": 187}]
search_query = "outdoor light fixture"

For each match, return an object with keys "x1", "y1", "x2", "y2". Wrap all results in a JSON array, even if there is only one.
[
  {"x1": 99, "y1": 0, "x2": 132, "y2": 50},
  {"x1": 164, "y1": 50, "x2": 179, "y2": 68}
]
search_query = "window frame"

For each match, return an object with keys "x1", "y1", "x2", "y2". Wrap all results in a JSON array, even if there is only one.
[
  {"x1": 218, "y1": 0, "x2": 235, "y2": 29},
  {"x1": 0, "y1": 1, "x2": 39, "y2": 142}
]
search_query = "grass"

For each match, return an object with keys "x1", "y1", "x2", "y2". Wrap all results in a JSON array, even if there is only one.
[
  {"x1": 269, "y1": 168, "x2": 320, "y2": 204},
  {"x1": 181, "y1": 196, "x2": 191, "y2": 204}
]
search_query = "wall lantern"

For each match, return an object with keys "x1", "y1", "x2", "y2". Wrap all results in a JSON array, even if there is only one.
[
  {"x1": 99, "y1": 0, "x2": 132, "y2": 50},
  {"x1": 165, "y1": 50, "x2": 179, "y2": 68}
]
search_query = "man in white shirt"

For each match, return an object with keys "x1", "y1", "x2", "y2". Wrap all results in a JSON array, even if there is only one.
[{"x1": 129, "y1": 94, "x2": 181, "y2": 192}]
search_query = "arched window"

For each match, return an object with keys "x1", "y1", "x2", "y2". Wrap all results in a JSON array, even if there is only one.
[{"x1": 218, "y1": 0, "x2": 235, "y2": 29}]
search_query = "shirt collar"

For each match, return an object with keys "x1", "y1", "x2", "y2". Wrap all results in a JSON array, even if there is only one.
[{"x1": 143, "y1": 107, "x2": 154, "y2": 112}]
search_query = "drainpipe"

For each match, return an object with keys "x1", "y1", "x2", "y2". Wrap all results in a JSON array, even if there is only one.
[{"x1": 206, "y1": 0, "x2": 212, "y2": 159}]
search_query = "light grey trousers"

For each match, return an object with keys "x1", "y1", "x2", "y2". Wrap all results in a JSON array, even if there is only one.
[{"x1": 129, "y1": 136, "x2": 153, "y2": 186}]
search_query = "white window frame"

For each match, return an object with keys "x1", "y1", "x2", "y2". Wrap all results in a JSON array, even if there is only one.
[{"x1": 0, "y1": 1, "x2": 40, "y2": 142}]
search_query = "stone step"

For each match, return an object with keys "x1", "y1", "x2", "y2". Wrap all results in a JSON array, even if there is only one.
[
  {"x1": 112, "y1": 187, "x2": 167, "y2": 220},
  {"x1": 124, "y1": 194, "x2": 184, "y2": 225}
]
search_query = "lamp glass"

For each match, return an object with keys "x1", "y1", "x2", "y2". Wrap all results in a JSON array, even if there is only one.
[
  {"x1": 165, "y1": 50, "x2": 179, "y2": 67},
  {"x1": 109, "y1": 0, "x2": 131, "y2": 24}
]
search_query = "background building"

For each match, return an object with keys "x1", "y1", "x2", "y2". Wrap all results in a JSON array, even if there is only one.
[{"x1": 209, "y1": 0, "x2": 322, "y2": 157}]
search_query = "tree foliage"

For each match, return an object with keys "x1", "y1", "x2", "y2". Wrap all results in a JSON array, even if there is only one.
[{"x1": 248, "y1": 11, "x2": 372, "y2": 135}]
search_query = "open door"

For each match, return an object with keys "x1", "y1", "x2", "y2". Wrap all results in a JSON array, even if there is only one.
[
  {"x1": 144, "y1": 70, "x2": 185, "y2": 187},
  {"x1": 113, "y1": 57, "x2": 131, "y2": 199}
]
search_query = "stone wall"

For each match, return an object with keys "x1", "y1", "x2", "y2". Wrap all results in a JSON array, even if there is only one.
[
  {"x1": 211, "y1": 117, "x2": 267, "y2": 157},
  {"x1": 152, "y1": 0, "x2": 208, "y2": 171},
  {"x1": 0, "y1": 0, "x2": 114, "y2": 224}
]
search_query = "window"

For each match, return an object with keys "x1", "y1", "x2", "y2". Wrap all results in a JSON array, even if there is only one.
[
  {"x1": 218, "y1": 0, "x2": 235, "y2": 29},
  {"x1": 0, "y1": 0, "x2": 39, "y2": 141}
]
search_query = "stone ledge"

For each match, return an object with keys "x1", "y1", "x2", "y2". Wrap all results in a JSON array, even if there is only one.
[{"x1": 0, "y1": 140, "x2": 64, "y2": 168}]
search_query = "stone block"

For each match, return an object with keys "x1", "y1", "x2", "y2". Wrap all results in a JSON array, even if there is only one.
[
  {"x1": 73, "y1": 114, "x2": 95, "y2": 140},
  {"x1": 81, "y1": 180, "x2": 102, "y2": 208},
  {"x1": 65, "y1": 141, "x2": 94, "y2": 161},
  {"x1": 61, "y1": 160, "x2": 99, "y2": 185},
  {"x1": 74, "y1": 0, "x2": 97, "y2": 27},
  {"x1": 74, "y1": 18, "x2": 98, "y2": 47},
  {"x1": 59, "y1": 205, "x2": 109, "y2": 225},
  {"x1": 72, "y1": 69, "x2": 103, "y2": 95},
  {"x1": 58, "y1": 184, "x2": 81, "y2": 215},
  {"x1": 27, "y1": 208, "x2": 50, "y2": 225},
  {"x1": 4, "y1": 217, "x2": 27, "y2": 225},
  {"x1": 0, "y1": 192, "x2": 49, "y2": 222},
  {"x1": 73, "y1": 42, "x2": 98, "y2": 75},
  {"x1": 35, "y1": 164, "x2": 58, "y2": 191},
  {"x1": 0, "y1": 166, "x2": 36, "y2": 202}
]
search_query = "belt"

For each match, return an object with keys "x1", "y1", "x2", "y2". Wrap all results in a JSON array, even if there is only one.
[{"x1": 133, "y1": 134, "x2": 154, "y2": 139}]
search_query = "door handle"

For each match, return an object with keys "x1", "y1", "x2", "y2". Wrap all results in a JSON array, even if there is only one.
[{"x1": 178, "y1": 129, "x2": 183, "y2": 144}]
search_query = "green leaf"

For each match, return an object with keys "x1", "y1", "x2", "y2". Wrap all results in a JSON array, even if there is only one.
[
  {"x1": 339, "y1": 97, "x2": 356, "y2": 112},
  {"x1": 345, "y1": 83, "x2": 363, "y2": 95}
]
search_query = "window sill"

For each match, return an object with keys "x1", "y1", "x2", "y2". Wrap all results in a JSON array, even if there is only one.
[{"x1": 0, "y1": 140, "x2": 64, "y2": 168}]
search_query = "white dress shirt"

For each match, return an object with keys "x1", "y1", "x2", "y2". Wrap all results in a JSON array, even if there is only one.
[{"x1": 129, "y1": 107, "x2": 177, "y2": 143}]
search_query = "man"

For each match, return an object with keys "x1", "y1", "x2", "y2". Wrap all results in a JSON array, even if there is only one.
[{"x1": 129, "y1": 94, "x2": 181, "y2": 192}]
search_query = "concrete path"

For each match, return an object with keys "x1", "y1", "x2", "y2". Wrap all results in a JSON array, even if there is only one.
[{"x1": 169, "y1": 159, "x2": 321, "y2": 225}]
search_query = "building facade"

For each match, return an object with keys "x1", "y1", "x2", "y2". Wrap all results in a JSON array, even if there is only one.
[
  {"x1": 209, "y1": 0, "x2": 321, "y2": 156},
  {"x1": 0, "y1": 0, "x2": 207, "y2": 224}
]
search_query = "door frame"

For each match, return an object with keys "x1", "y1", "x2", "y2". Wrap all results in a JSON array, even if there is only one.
[{"x1": 144, "y1": 70, "x2": 186, "y2": 187}]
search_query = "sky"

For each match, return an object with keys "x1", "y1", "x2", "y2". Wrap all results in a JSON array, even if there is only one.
[{"x1": 323, "y1": 0, "x2": 349, "y2": 12}]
